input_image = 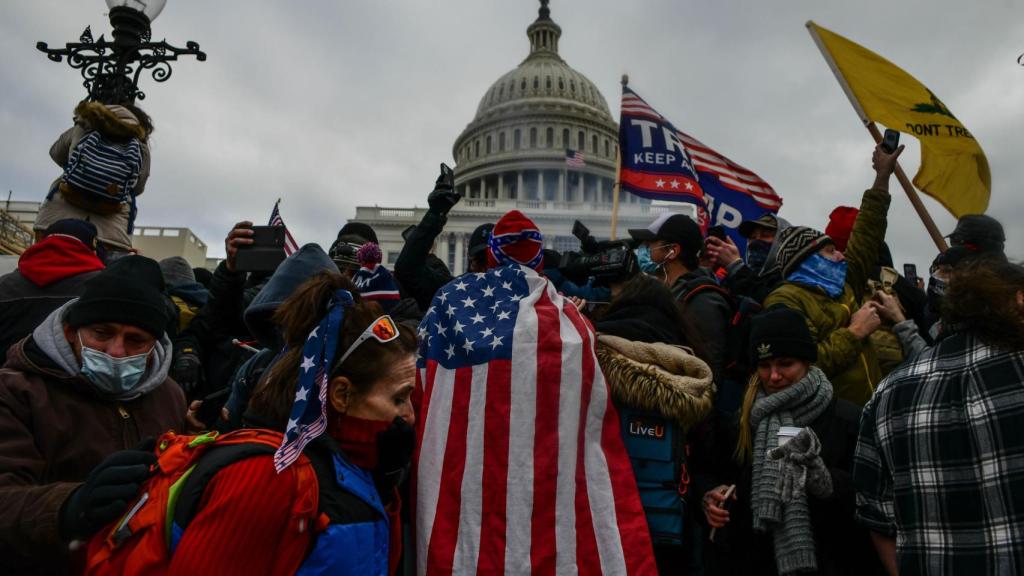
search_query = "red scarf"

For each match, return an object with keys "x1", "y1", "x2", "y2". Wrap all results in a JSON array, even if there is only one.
[
  {"x1": 18, "y1": 235, "x2": 104, "y2": 287},
  {"x1": 327, "y1": 413, "x2": 391, "y2": 471}
]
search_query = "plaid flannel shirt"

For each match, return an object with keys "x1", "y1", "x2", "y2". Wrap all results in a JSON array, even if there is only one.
[{"x1": 853, "y1": 329, "x2": 1024, "y2": 575}]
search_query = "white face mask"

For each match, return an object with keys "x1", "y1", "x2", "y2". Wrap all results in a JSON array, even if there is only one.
[{"x1": 78, "y1": 332, "x2": 152, "y2": 395}]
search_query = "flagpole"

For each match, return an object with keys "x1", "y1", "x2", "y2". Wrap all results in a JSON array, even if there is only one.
[
  {"x1": 805, "y1": 21, "x2": 948, "y2": 252},
  {"x1": 610, "y1": 74, "x2": 628, "y2": 240}
]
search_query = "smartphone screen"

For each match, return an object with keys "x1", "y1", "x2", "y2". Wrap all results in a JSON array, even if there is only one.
[{"x1": 903, "y1": 263, "x2": 918, "y2": 284}]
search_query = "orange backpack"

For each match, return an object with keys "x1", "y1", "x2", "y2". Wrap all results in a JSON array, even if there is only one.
[{"x1": 82, "y1": 428, "x2": 319, "y2": 575}]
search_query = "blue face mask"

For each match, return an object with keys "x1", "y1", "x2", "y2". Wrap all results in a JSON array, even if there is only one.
[
  {"x1": 787, "y1": 253, "x2": 848, "y2": 299},
  {"x1": 634, "y1": 244, "x2": 660, "y2": 274},
  {"x1": 745, "y1": 239, "x2": 772, "y2": 272},
  {"x1": 78, "y1": 333, "x2": 151, "y2": 396}
]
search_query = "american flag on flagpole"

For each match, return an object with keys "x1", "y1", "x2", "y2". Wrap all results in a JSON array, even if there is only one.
[
  {"x1": 269, "y1": 199, "x2": 300, "y2": 256},
  {"x1": 565, "y1": 148, "x2": 586, "y2": 168},
  {"x1": 414, "y1": 265, "x2": 656, "y2": 575}
]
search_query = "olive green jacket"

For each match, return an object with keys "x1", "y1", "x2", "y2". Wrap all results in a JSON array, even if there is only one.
[{"x1": 764, "y1": 188, "x2": 891, "y2": 406}]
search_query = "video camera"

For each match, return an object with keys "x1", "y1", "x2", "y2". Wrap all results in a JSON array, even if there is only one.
[{"x1": 557, "y1": 221, "x2": 638, "y2": 286}]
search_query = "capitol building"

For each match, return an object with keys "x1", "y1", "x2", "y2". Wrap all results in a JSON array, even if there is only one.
[{"x1": 351, "y1": 1, "x2": 691, "y2": 275}]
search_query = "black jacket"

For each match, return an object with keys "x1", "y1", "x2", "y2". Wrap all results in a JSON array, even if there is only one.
[
  {"x1": 670, "y1": 270, "x2": 731, "y2": 383},
  {"x1": 394, "y1": 210, "x2": 452, "y2": 312},
  {"x1": 721, "y1": 260, "x2": 782, "y2": 305},
  {"x1": 702, "y1": 397, "x2": 882, "y2": 576}
]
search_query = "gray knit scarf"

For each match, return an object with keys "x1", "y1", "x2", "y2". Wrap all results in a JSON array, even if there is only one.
[{"x1": 749, "y1": 366, "x2": 833, "y2": 575}]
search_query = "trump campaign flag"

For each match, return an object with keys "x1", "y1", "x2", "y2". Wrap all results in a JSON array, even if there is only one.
[
  {"x1": 414, "y1": 265, "x2": 656, "y2": 575},
  {"x1": 619, "y1": 86, "x2": 708, "y2": 228},
  {"x1": 620, "y1": 85, "x2": 781, "y2": 251}
]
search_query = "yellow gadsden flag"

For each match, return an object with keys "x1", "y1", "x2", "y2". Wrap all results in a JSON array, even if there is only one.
[{"x1": 807, "y1": 21, "x2": 990, "y2": 216}]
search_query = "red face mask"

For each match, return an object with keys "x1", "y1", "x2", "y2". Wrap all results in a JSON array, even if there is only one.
[{"x1": 328, "y1": 412, "x2": 391, "y2": 470}]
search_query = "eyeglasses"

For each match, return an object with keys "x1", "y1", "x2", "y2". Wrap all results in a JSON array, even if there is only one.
[{"x1": 335, "y1": 315, "x2": 400, "y2": 367}]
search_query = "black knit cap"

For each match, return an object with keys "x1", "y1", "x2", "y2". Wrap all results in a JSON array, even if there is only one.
[
  {"x1": 469, "y1": 223, "x2": 496, "y2": 258},
  {"x1": 947, "y1": 214, "x2": 1005, "y2": 254},
  {"x1": 336, "y1": 221, "x2": 378, "y2": 244},
  {"x1": 748, "y1": 306, "x2": 817, "y2": 363},
  {"x1": 65, "y1": 255, "x2": 169, "y2": 338},
  {"x1": 772, "y1": 226, "x2": 834, "y2": 277}
]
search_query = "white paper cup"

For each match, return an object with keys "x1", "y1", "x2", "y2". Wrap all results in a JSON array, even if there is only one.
[{"x1": 777, "y1": 426, "x2": 802, "y2": 447}]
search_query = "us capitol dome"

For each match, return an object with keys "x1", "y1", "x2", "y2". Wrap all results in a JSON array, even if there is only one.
[{"x1": 352, "y1": 0, "x2": 682, "y2": 275}]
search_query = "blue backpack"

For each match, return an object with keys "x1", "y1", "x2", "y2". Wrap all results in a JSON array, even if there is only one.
[
  {"x1": 57, "y1": 130, "x2": 143, "y2": 232},
  {"x1": 619, "y1": 406, "x2": 690, "y2": 546}
]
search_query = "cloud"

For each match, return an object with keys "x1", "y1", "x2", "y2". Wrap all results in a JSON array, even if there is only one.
[{"x1": 1, "y1": 0, "x2": 1021, "y2": 266}]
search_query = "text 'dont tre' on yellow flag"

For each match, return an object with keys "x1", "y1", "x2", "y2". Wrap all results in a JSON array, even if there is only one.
[{"x1": 807, "y1": 21, "x2": 990, "y2": 217}]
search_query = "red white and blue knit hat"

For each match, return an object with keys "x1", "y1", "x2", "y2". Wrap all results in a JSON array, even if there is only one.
[
  {"x1": 352, "y1": 242, "x2": 400, "y2": 310},
  {"x1": 486, "y1": 210, "x2": 544, "y2": 271}
]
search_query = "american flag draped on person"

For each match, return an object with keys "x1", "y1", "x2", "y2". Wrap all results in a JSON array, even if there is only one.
[
  {"x1": 414, "y1": 210, "x2": 656, "y2": 575},
  {"x1": 269, "y1": 198, "x2": 300, "y2": 256}
]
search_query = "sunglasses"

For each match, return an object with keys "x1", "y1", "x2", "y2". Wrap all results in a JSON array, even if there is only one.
[{"x1": 335, "y1": 315, "x2": 400, "y2": 367}]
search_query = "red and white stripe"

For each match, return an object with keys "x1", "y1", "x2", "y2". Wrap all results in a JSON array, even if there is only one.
[
  {"x1": 415, "y1": 269, "x2": 656, "y2": 576},
  {"x1": 678, "y1": 132, "x2": 783, "y2": 210},
  {"x1": 620, "y1": 93, "x2": 664, "y2": 123}
]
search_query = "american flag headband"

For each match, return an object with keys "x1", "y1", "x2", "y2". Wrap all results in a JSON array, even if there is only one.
[
  {"x1": 488, "y1": 229, "x2": 544, "y2": 269},
  {"x1": 273, "y1": 288, "x2": 354, "y2": 472}
]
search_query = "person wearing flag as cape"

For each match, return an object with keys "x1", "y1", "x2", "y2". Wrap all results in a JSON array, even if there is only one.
[{"x1": 414, "y1": 209, "x2": 657, "y2": 575}]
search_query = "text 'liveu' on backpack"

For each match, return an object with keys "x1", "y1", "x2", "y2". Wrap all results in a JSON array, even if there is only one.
[
  {"x1": 619, "y1": 406, "x2": 691, "y2": 546},
  {"x1": 55, "y1": 130, "x2": 143, "y2": 233},
  {"x1": 82, "y1": 429, "x2": 319, "y2": 575}
]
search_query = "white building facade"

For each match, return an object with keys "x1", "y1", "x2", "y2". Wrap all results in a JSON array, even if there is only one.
[{"x1": 352, "y1": 2, "x2": 692, "y2": 275}]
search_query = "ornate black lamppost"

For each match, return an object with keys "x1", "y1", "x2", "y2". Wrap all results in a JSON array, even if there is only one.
[{"x1": 36, "y1": 0, "x2": 206, "y2": 104}]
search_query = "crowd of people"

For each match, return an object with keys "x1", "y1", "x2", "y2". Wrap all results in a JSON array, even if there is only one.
[{"x1": 0, "y1": 104, "x2": 1022, "y2": 576}]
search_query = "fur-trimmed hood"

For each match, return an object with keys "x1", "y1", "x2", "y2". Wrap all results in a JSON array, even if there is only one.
[
  {"x1": 74, "y1": 101, "x2": 147, "y2": 141},
  {"x1": 596, "y1": 334, "x2": 714, "y2": 430}
]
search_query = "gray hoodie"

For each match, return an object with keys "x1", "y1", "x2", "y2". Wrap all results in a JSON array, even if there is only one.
[{"x1": 31, "y1": 299, "x2": 173, "y2": 401}]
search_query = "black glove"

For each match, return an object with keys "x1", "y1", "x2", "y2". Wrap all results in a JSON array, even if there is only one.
[
  {"x1": 427, "y1": 166, "x2": 460, "y2": 214},
  {"x1": 170, "y1": 348, "x2": 203, "y2": 395},
  {"x1": 59, "y1": 438, "x2": 157, "y2": 541},
  {"x1": 373, "y1": 417, "x2": 416, "y2": 502}
]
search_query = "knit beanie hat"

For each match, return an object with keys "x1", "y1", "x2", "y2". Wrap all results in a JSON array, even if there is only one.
[
  {"x1": 773, "y1": 226, "x2": 834, "y2": 278},
  {"x1": 336, "y1": 222, "x2": 378, "y2": 245},
  {"x1": 65, "y1": 255, "x2": 170, "y2": 337},
  {"x1": 487, "y1": 210, "x2": 544, "y2": 271},
  {"x1": 748, "y1": 306, "x2": 817, "y2": 363},
  {"x1": 159, "y1": 256, "x2": 196, "y2": 288},
  {"x1": 352, "y1": 242, "x2": 400, "y2": 310},
  {"x1": 824, "y1": 206, "x2": 859, "y2": 253}
]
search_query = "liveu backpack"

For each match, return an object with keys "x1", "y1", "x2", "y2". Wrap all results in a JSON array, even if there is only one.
[
  {"x1": 82, "y1": 429, "x2": 319, "y2": 575},
  {"x1": 55, "y1": 130, "x2": 143, "y2": 232},
  {"x1": 619, "y1": 406, "x2": 690, "y2": 546}
]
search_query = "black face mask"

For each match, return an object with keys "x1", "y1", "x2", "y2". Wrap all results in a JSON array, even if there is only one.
[{"x1": 745, "y1": 239, "x2": 772, "y2": 272}]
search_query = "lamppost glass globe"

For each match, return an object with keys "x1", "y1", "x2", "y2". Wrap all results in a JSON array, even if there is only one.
[{"x1": 105, "y1": 0, "x2": 167, "y2": 22}]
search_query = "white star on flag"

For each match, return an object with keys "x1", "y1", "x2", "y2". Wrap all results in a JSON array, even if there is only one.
[
  {"x1": 497, "y1": 310, "x2": 511, "y2": 320},
  {"x1": 461, "y1": 296, "x2": 477, "y2": 308},
  {"x1": 480, "y1": 326, "x2": 494, "y2": 338},
  {"x1": 453, "y1": 320, "x2": 465, "y2": 334},
  {"x1": 300, "y1": 356, "x2": 316, "y2": 373},
  {"x1": 501, "y1": 281, "x2": 513, "y2": 290},
  {"x1": 470, "y1": 312, "x2": 486, "y2": 324},
  {"x1": 446, "y1": 305, "x2": 457, "y2": 318},
  {"x1": 295, "y1": 386, "x2": 309, "y2": 402},
  {"x1": 670, "y1": 180, "x2": 680, "y2": 189},
  {"x1": 481, "y1": 285, "x2": 495, "y2": 297},
  {"x1": 434, "y1": 322, "x2": 447, "y2": 337},
  {"x1": 306, "y1": 327, "x2": 319, "y2": 340},
  {"x1": 462, "y1": 338, "x2": 475, "y2": 352},
  {"x1": 438, "y1": 292, "x2": 448, "y2": 303},
  {"x1": 453, "y1": 280, "x2": 469, "y2": 291},
  {"x1": 655, "y1": 179, "x2": 666, "y2": 188},
  {"x1": 286, "y1": 418, "x2": 298, "y2": 431},
  {"x1": 445, "y1": 344, "x2": 456, "y2": 359},
  {"x1": 685, "y1": 182, "x2": 694, "y2": 191}
]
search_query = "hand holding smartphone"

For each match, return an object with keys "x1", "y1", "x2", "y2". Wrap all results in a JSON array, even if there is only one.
[{"x1": 707, "y1": 484, "x2": 737, "y2": 542}]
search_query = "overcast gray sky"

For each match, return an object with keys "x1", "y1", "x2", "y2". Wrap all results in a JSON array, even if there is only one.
[{"x1": 2, "y1": 0, "x2": 1022, "y2": 267}]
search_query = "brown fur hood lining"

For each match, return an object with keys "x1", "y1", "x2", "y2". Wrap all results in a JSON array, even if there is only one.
[
  {"x1": 596, "y1": 334, "x2": 714, "y2": 430},
  {"x1": 74, "y1": 101, "x2": 147, "y2": 141}
]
